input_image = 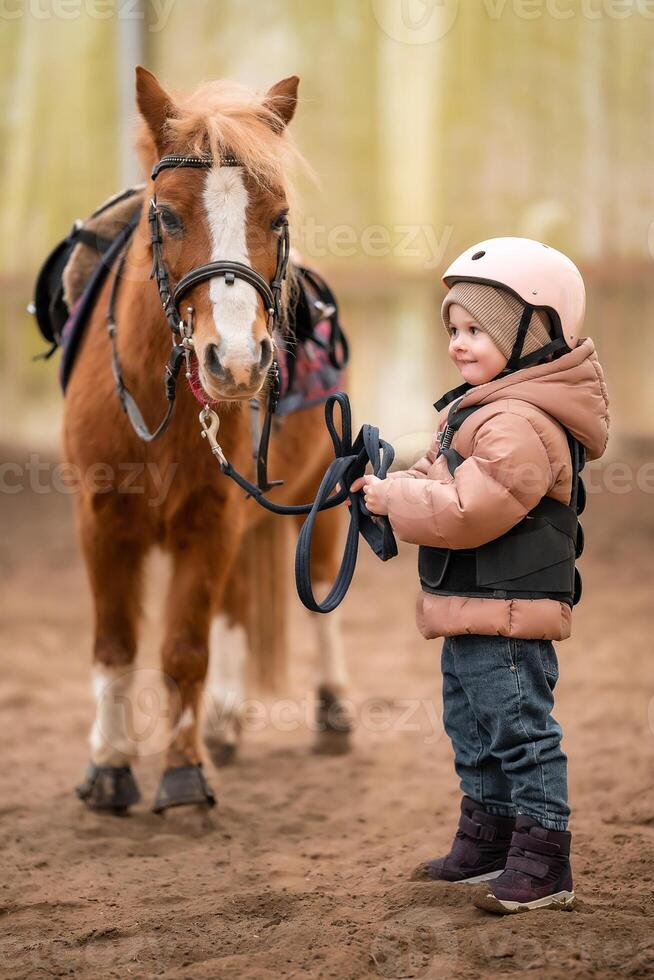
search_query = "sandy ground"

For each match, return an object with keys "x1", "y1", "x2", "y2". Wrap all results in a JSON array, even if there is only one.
[{"x1": 1, "y1": 442, "x2": 654, "y2": 979}]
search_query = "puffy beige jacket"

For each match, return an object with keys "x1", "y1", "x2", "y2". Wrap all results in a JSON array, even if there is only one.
[{"x1": 383, "y1": 338, "x2": 609, "y2": 641}]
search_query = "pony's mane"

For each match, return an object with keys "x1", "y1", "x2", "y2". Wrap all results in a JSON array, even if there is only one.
[{"x1": 135, "y1": 79, "x2": 309, "y2": 195}]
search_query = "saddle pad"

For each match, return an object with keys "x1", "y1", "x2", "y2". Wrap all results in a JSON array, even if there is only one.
[
  {"x1": 276, "y1": 318, "x2": 345, "y2": 415},
  {"x1": 59, "y1": 213, "x2": 140, "y2": 390}
]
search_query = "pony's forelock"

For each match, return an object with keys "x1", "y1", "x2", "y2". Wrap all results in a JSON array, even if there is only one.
[
  {"x1": 135, "y1": 79, "x2": 309, "y2": 197},
  {"x1": 134, "y1": 77, "x2": 307, "y2": 330}
]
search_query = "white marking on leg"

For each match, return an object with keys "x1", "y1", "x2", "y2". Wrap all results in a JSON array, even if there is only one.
[
  {"x1": 177, "y1": 706, "x2": 194, "y2": 731},
  {"x1": 203, "y1": 614, "x2": 247, "y2": 743},
  {"x1": 203, "y1": 166, "x2": 257, "y2": 359},
  {"x1": 311, "y1": 586, "x2": 348, "y2": 692},
  {"x1": 90, "y1": 665, "x2": 134, "y2": 766}
]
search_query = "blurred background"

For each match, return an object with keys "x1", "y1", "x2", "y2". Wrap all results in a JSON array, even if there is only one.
[
  {"x1": 2, "y1": 0, "x2": 652, "y2": 452},
  {"x1": 2, "y1": 5, "x2": 654, "y2": 977}
]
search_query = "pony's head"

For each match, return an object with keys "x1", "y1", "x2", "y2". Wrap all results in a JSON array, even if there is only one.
[{"x1": 135, "y1": 67, "x2": 303, "y2": 403}]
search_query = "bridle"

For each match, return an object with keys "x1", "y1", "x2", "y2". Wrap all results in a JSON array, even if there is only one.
[
  {"x1": 105, "y1": 150, "x2": 398, "y2": 613},
  {"x1": 148, "y1": 153, "x2": 290, "y2": 340},
  {"x1": 107, "y1": 151, "x2": 290, "y2": 454}
]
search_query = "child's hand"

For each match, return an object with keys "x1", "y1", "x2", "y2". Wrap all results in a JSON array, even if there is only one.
[{"x1": 350, "y1": 474, "x2": 390, "y2": 516}]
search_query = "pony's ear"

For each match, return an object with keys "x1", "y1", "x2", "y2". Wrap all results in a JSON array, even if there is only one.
[
  {"x1": 135, "y1": 66, "x2": 176, "y2": 152},
  {"x1": 263, "y1": 75, "x2": 299, "y2": 132}
]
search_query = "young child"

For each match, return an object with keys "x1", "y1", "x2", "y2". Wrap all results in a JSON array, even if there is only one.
[{"x1": 351, "y1": 238, "x2": 609, "y2": 914}]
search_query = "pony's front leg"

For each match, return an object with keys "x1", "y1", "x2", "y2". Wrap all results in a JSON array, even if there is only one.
[
  {"x1": 203, "y1": 568, "x2": 248, "y2": 768},
  {"x1": 153, "y1": 529, "x2": 238, "y2": 813},
  {"x1": 75, "y1": 496, "x2": 146, "y2": 814},
  {"x1": 310, "y1": 605, "x2": 352, "y2": 754}
]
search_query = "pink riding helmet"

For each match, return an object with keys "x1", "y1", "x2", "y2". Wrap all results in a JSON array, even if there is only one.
[{"x1": 442, "y1": 237, "x2": 586, "y2": 354}]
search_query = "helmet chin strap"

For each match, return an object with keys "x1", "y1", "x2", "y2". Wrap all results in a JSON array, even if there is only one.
[
  {"x1": 506, "y1": 303, "x2": 534, "y2": 370},
  {"x1": 500, "y1": 304, "x2": 570, "y2": 376}
]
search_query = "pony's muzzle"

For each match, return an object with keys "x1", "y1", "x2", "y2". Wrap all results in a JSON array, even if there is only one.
[{"x1": 203, "y1": 337, "x2": 273, "y2": 396}]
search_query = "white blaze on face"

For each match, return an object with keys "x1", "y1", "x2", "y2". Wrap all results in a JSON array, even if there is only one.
[{"x1": 203, "y1": 166, "x2": 258, "y2": 360}]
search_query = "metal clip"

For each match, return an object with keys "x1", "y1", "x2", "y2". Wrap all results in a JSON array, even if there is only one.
[
  {"x1": 180, "y1": 306, "x2": 195, "y2": 379},
  {"x1": 199, "y1": 404, "x2": 228, "y2": 467}
]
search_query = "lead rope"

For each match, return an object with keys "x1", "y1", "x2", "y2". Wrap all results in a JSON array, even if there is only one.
[{"x1": 199, "y1": 391, "x2": 398, "y2": 613}]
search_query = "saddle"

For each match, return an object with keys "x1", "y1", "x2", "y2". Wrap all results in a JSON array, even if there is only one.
[{"x1": 32, "y1": 186, "x2": 349, "y2": 405}]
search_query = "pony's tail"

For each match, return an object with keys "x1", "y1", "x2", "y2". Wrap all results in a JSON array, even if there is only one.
[{"x1": 224, "y1": 517, "x2": 290, "y2": 695}]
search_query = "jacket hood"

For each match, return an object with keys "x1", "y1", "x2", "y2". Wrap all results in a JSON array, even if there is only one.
[{"x1": 458, "y1": 337, "x2": 609, "y2": 460}]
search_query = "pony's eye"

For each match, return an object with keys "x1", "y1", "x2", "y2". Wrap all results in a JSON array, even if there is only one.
[
  {"x1": 158, "y1": 206, "x2": 184, "y2": 235},
  {"x1": 271, "y1": 208, "x2": 289, "y2": 232}
]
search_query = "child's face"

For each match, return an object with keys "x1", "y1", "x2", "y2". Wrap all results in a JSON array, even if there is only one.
[{"x1": 446, "y1": 303, "x2": 508, "y2": 385}]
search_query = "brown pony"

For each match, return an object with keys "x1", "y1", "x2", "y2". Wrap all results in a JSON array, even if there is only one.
[{"x1": 65, "y1": 67, "x2": 349, "y2": 814}]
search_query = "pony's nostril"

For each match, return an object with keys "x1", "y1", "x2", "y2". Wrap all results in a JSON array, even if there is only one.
[
  {"x1": 259, "y1": 338, "x2": 273, "y2": 371},
  {"x1": 204, "y1": 343, "x2": 225, "y2": 379}
]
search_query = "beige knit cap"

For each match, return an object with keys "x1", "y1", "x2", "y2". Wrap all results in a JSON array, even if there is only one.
[{"x1": 441, "y1": 281, "x2": 552, "y2": 360}]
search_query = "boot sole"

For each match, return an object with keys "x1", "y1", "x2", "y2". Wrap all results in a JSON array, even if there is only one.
[{"x1": 474, "y1": 889, "x2": 576, "y2": 915}]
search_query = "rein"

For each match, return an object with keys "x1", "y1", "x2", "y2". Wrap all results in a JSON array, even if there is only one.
[
  {"x1": 105, "y1": 152, "x2": 398, "y2": 611},
  {"x1": 199, "y1": 391, "x2": 397, "y2": 613}
]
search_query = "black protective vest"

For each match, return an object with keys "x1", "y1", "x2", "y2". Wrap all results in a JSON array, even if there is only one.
[{"x1": 418, "y1": 401, "x2": 586, "y2": 608}]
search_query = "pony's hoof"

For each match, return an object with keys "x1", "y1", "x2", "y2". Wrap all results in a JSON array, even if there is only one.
[
  {"x1": 313, "y1": 729, "x2": 352, "y2": 755},
  {"x1": 314, "y1": 685, "x2": 352, "y2": 755},
  {"x1": 153, "y1": 764, "x2": 217, "y2": 813},
  {"x1": 204, "y1": 734, "x2": 238, "y2": 768},
  {"x1": 75, "y1": 763, "x2": 141, "y2": 814}
]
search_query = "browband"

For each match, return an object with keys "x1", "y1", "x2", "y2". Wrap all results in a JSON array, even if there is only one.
[{"x1": 150, "y1": 153, "x2": 241, "y2": 181}]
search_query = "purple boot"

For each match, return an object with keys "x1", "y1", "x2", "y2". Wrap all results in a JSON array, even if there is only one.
[
  {"x1": 411, "y1": 796, "x2": 515, "y2": 884},
  {"x1": 474, "y1": 815, "x2": 575, "y2": 913}
]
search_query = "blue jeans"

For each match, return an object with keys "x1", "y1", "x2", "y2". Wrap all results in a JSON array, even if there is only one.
[{"x1": 441, "y1": 634, "x2": 569, "y2": 831}]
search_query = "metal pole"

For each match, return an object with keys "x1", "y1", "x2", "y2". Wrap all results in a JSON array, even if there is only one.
[{"x1": 116, "y1": 0, "x2": 146, "y2": 187}]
